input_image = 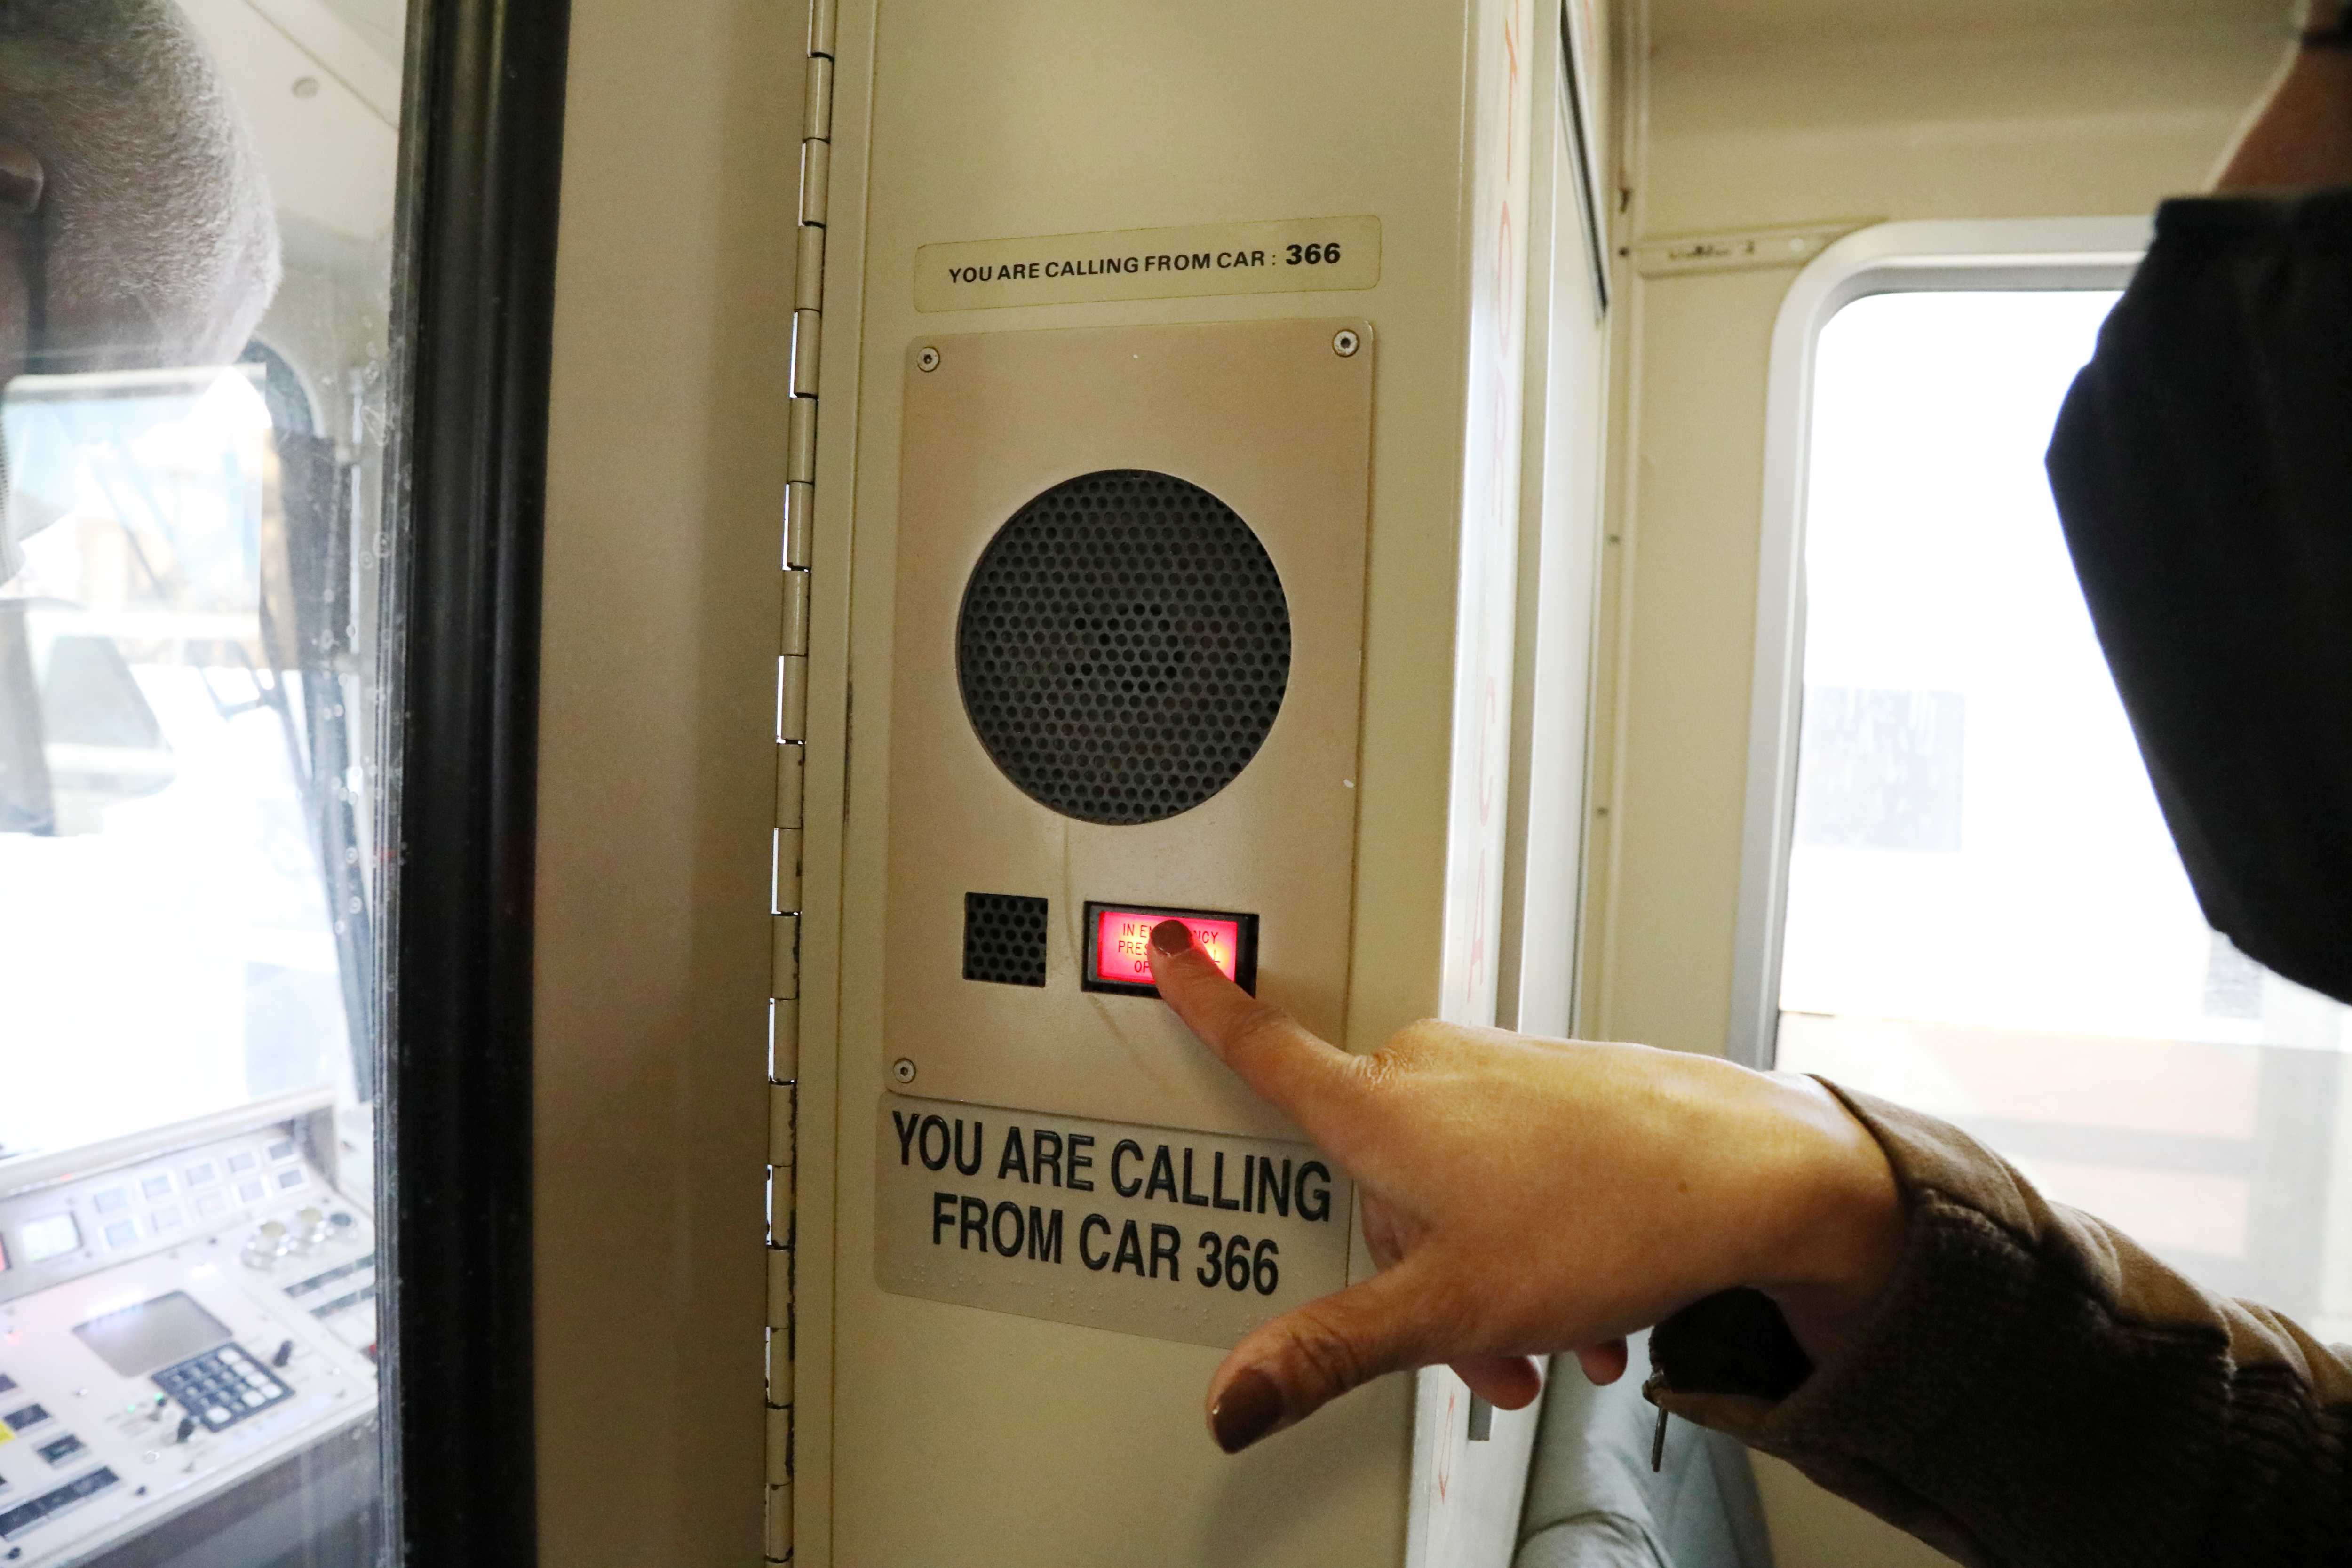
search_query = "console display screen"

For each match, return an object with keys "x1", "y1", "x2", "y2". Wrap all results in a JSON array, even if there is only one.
[
  {"x1": 17, "y1": 1215, "x2": 79, "y2": 1266},
  {"x1": 73, "y1": 1292, "x2": 232, "y2": 1379}
]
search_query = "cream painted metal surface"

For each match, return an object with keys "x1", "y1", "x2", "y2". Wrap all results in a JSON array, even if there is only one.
[
  {"x1": 1586, "y1": 9, "x2": 2277, "y2": 1566},
  {"x1": 1646, "y1": 0, "x2": 2275, "y2": 49},
  {"x1": 1407, "y1": 0, "x2": 1544, "y2": 1557},
  {"x1": 533, "y1": 1, "x2": 800, "y2": 1564},
  {"x1": 813, "y1": 0, "x2": 1565, "y2": 1559},
  {"x1": 874, "y1": 1095, "x2": 1353, "y2": 1346},
  {"x1": 886, "y1": 318, "x2": 1372, "y2": 1140}
]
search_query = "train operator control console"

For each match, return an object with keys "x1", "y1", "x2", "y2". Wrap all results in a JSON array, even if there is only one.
[{"x1": 0, "y1": 1100, "x2": 377, "y2": 1565}]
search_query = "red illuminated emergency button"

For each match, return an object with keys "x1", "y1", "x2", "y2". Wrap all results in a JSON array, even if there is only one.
[
  {"x1": 1082, "y1": 903, "x2": 1259, "y2": 996},
  {"x1": 1097, "y1": 911, "x2": 1239, "y2": 983}
]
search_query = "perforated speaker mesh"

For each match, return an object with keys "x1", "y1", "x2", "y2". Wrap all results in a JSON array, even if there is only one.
[
  {"x1": 957, "y1": 470, "x2": 1291, "y2": 826},
  {"x1": 963, "y1": 892, "x2": 1048, "y2": 987}
]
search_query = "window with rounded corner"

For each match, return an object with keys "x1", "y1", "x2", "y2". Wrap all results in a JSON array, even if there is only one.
[{"x1": 1773, "y1": 287, "x2": 2352, "y2": 1331}]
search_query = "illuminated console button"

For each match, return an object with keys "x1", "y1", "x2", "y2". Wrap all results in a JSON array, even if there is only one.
[
  {"x1": 242, "y1": 1221, "x2": 291, "y2": 1271},
  {"x1": 1081, "y1": 903, "x2": 1257, "y2": 997}
]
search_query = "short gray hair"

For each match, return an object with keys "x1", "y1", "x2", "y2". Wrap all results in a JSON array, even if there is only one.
[{"x1": 0, "y1": 0, "x2": 283, "y2": 370}]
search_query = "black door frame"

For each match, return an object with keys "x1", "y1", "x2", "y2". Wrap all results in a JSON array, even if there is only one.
[{"x1": 383, "y1": 0, "x2": 570, "y2": 1561}]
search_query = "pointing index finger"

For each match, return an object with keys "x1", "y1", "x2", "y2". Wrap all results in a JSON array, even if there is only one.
[{"x1": 1147, "y1": 920, "x2": 1368, "y2": 1143}]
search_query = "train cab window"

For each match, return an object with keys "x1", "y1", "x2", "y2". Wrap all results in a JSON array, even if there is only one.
[
  {"x1": 1767, "y1": 282, "x2": 2352, "y2": 1335},
  {"x1": 0, "y1": 367, "x2": 331, "y2": 1154},
  {"x1": 0, "y1": 3, "x2": 408, "y2": 1564}
]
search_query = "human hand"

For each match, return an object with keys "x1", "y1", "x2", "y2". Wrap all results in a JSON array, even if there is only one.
[{"x1": 1145, "y1": 920, "x2": 1904, "y2": 1454}]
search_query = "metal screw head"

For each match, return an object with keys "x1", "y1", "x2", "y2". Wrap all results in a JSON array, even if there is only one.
[
  {"x1": 893, "y1": 1058, "x2": 917, "y2": 1084},
  {"x1": 916, "y1": 346, "x2": 941, "y2": 373},
  {"x1": 1332, "y1": 329, "x2": 1360, "y2": 358}
]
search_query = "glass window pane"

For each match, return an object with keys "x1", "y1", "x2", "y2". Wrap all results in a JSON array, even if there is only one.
[
  {"x1": 1777, "y1": 288, "x2": 2352, "y2": 1334},
  {"x1": 0, "y1": 3, "x2": 405, "y2": 1562}
]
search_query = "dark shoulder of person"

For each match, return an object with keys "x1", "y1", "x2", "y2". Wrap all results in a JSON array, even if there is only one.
[{"x1": 2046, "y1": 188, "x2": 2352, "y2": 1008}]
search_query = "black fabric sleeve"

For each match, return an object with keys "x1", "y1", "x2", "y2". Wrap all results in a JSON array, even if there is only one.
[{"x1": 2044, "y1": 189, "x2": 2352, "y2": 1006}]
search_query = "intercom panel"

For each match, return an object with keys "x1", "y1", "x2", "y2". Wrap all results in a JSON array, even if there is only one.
[{"x1": 884, "y1": 318, "x2": 1374, "y2": 1142}]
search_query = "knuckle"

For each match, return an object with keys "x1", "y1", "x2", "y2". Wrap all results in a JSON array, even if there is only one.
[
  {"x1": 1418, "y1": 1269, "x2": 1486, "y2": 1336},
  {"x1": 1355, "y1": 1049, "x2": 1411, "y2": 1095},
  {"x1": 1283, "y1": 1304, "x2": 1372, "y2": 1398},
  {"x1": 1386, "y1": 1018, "x2": 1452, "y2": 1062},
  {"x1": 1362, "y1": 1021, "x2": 1448, "y2": 1089},
  {"x1": 1226, "y1": 1001, "x2": 1299, "y2": 1053}
]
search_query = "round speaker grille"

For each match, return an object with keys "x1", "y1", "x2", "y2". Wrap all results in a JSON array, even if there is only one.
[{"x1": 956, "y1": 469, "x2": 1291, "y2": 826}]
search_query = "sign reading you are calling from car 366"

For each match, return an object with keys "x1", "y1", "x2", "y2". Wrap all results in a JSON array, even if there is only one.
[
  {"x1": 874, "y1": 1095, "x2": 1355, "y2": 1347},
  {"x1": 915, "y1": 215, "x2": 1381, "y2": 312}
]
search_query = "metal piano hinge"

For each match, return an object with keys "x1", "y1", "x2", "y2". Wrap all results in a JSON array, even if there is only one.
[{"x1": 766, "y1": 0, "x2": 834, "y2": 1557}]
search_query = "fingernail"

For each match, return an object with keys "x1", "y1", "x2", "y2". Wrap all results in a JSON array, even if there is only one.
[
  {"x1": 1151, "y1": 919, "x2": 1194, "y2": 956},
  {"x1": 1210, "y1": 1367, "x2": 1284, "y2": 1453}
]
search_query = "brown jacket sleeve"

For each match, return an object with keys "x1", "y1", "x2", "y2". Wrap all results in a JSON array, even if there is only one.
[{"x1": 1645, "y1": 1084, "x2": 2352, "y2": 1568}]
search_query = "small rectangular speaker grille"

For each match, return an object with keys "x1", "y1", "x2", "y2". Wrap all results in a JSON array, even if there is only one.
[{"x1": 963, "y1": 893, "x2": 1048, "y2": 987}]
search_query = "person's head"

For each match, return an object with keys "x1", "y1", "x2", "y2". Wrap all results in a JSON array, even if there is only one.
[{"x1": 0, "y1": 0, "x2": 281, "y2": 382}]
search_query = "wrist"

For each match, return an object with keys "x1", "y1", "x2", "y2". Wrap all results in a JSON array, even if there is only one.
[{"x1": 1747, "y1": 1076, "x2": 1907, "y2": 1363}]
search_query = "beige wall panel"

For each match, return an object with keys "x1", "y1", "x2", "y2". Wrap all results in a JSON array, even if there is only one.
[
  {"x1": 842, "y1": 0, "x2": 1476, "y2": 1061},
  {"x1": 1597, "y1": 21, "x2": 2281, "y2": 1052},
  {"x1": 822, "y1": 0, "x2": 1498, "y2": 1560},
  {"x1": 1645, "y1": 24, "x2": 2279, "y2": 236},
  {"x1": 885, "y1": 320, "x2": 1374, "y2": 1139},
  {"x1": 1602, "y1": 19, "x2": 2286, "y2": 1565},
  {"x1": 1499, "y1": 68, "x2": 1611, "y2": 1042},
  {"x1": 534, "y1": 1, "x2": 799, "y2": 1564},
  {"x1": 1649, "y1": 0, "x2": 2277, "y2": 51},
  {"x1": 1600, "y1": 267, "x2": 1783, "y2": 1056}
]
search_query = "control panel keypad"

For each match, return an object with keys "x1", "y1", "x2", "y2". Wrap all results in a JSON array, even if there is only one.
[{"x1": 153, "y1": 1345, "x2": 292, "y2": 1432}]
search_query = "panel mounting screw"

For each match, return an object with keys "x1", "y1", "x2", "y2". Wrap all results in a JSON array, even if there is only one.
[
  {"x1": 916, "y1": 346, "x2": 941, "y2": 373},
  {"x1": 1332, "y1": 329, "x2": 1360, "y2": 358},
  {"x1": 893, "y1": 1058, "x2": 917, "y2": 1084}
]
